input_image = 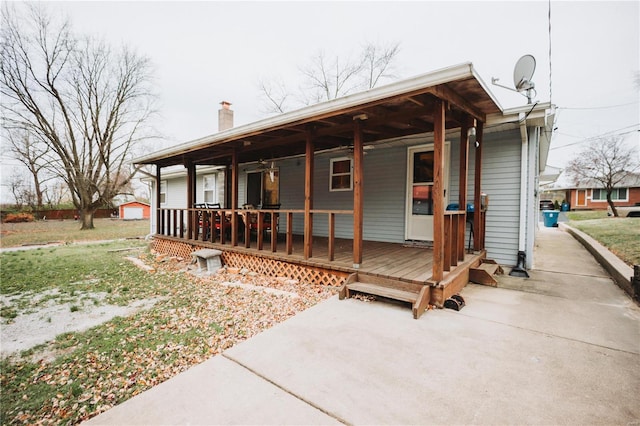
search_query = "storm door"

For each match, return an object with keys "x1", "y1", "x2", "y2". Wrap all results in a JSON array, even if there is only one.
[{"x1": 405, "y1": 144, "x2": 449, "y2": 241}]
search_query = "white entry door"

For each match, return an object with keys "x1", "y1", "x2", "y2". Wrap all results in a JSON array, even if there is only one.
[{"x1": 405, "y1": 144, "x2": 450, "y2": 241}]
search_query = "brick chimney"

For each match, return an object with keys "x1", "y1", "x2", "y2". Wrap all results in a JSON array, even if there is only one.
[{"x1": 218, "y1": 101, "x2": 233, "y2": 132}]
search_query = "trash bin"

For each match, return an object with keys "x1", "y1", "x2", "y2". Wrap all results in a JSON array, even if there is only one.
[
  {"x1": 561, "y1": 202, "x2": 570, "y2": 212},
  {"x1": 543, "y1": 210, "x2": 559, "y2": 227}
]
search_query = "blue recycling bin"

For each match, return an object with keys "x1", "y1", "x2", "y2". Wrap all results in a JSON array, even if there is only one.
[{"x1": 543, "y1": 210, "x2": 559, "y2": 227}]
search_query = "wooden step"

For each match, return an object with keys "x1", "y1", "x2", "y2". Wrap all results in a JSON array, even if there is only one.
[
  {"x1": 338, "y1": 273, "x2": 431, "y2": 319},
  {"x1": 469, "y1": 261, "x2": 503, "y2": 286},
  {"x1": 347, "y1": 282, "x2": 419, "y2": 303}
]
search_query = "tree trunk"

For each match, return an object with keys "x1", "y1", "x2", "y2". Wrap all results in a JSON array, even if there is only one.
[
  {"x1": 33, "y1": 174, "x2": 44, "y2": 208},
  {"x1": 80, "y1": 209, "x2": 95, "y2": 230},
  {"x1": 606, "y1": 192, "x2": 618, "y2": 217}
]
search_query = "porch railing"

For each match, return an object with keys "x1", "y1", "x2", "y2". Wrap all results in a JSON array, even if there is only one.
[
  {"x1": 157, "y1": 207, "x2": 353, "y2": 262},
  {"x1": 443, "y1": 210, "x2": 467, "y2": 272}
]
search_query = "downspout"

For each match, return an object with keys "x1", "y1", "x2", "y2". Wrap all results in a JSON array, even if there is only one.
[{"x1": 510, "y1": 114, "x2": 530, "y2": 277}]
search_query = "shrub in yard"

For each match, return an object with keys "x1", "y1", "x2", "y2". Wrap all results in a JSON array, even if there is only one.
[{"x1": 3, "y1": 213, "x2": 35, "y2": 223}]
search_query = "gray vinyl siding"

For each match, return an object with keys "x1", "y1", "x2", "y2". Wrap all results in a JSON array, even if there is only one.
[
  {"x1": 277, "y1": 148, "x2": 407, "y2": 242},
  {"x1": 479, "y1": 129, "x2": 522, "y2": 266}
]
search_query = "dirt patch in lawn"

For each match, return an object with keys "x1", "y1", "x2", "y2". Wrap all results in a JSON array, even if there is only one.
[{"x1": 1, "y1": 293, "x2": 162, "y2": 358}]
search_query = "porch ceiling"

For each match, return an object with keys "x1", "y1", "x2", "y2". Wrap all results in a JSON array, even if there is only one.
[{"x1": 138, "y1": 66, "x2": 502, "y2": 168}]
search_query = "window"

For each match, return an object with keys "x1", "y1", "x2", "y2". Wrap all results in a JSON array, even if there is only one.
[
  {"x1": 159, "y1": 180, "x2": 167, "y2": 205},
  {"x1": 203, "y1": 174, "x2": 216, "y2": 203},
  {"x1": 330, "y1": 157, "x2": 353, "y2": 191},
  {"x1": 592, "y1": 188, "x2": 628, "y2": 202}
]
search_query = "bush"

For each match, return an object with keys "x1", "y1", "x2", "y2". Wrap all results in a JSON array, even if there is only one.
[{"x1": 3, "y1": 213, "x2": 35, "y2": 223}]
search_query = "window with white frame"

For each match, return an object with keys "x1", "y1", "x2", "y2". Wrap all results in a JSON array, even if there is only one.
[
  {"x1": 592, "y1": 188, "x2": 628, "y2": 201},
  {"x1": 203, "y1": 174, "x2": 216, "y2": 203},
  {"x1": 159, "y1": 180, "x2": 167, "y2": 204},
  {"x1": 329, "y1": 157, "x2": 353, "y2": 191}
]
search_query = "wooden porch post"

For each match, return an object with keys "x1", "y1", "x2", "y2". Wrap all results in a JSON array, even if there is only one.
[
  {"x1": 353, "y1": 118, "x2": 364, "y2": 268},
  {"x1": 304, "y1": 131, "x2": 314, "y2": 259},
  {"x1": 186, "y1": 161, "x2": 195, "y2": 239},
  {"x1": 432, "y1": 99, "x2": 445, "y2": 282},
  {"x1": 231, "y1": 150, "x2": 239, "y2": 246},
  {"x1": 458, "y1": 119, "x2": 471, "y2": 260},
  {"x1": 473, "y1": 121, "x2": 484, "y2": 251},
  {"x1": 155, "y1": 164, "x2": 161, "y2": 235}
]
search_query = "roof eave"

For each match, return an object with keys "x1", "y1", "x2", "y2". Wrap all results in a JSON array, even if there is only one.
[{"x1": 135, "y1": 62, "x2": 496, "y2": 165}]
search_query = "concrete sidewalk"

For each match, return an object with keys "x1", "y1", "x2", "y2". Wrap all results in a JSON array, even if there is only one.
[{"x1": 86, "y1": 226, "x2": 640, "y2": 425}]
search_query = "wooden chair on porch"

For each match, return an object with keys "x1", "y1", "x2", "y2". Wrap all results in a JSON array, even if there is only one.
[
  {"x1": 195, "y1": 203, "x2": 221, "y2": 240},
  {"x1": 242, "y1": 203, "x2": 280, "y2": 240}
]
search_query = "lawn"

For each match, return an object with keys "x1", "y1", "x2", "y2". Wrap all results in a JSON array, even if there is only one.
[
  {"x1": 566, "y1": 212, "x2": 640, "y2": 266},
  {"x1": 0, "y1": 218, "x2": 150, "y2": 248},
  {"x1": 0, "y1": 239, "x2": 335, "y2": 424}
]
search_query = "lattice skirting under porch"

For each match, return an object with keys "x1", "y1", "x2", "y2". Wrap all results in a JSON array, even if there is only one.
[{"x1": 151, "y1": 237, "x2": 348, "y2": 287}]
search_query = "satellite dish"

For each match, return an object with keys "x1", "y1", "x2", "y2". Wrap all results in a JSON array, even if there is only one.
[
  {"x1": 513, "y1": 54, "x2": 536, "y2": 91},
  {"x1": 492, "y1": 54, "x2": 537, "y2": 104}
]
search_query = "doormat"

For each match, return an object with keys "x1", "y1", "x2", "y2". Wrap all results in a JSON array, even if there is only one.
[{"x1": 403, "y1": 240, "x2": 433, "y2": 249}]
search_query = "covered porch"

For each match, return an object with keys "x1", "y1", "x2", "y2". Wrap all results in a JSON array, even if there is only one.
[{"x1": 137, "y1": 64, "x2": 502, "y2": 317}]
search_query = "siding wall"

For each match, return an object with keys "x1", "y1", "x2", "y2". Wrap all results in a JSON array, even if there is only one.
[{"x1": 479, "y1": 129, "x2": 522, "y2": 266}]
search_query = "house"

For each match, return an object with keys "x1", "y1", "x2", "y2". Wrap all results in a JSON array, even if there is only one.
[
  {"x1": 119, "y1": 201, "x2": 151, "y2": 220},
  {"x1": 561, "y1": 173, "x2": 640, "y2": 211},
  {"x1": 135, "y1": 63, "x2": 554, "y2": 318}
]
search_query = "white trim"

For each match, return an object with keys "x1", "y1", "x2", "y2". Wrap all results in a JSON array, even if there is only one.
[
  {"x1": 202, "y1": 174, "x2": 217, "y2": 203},
  {"x1": 159, "y1": 180, "x2": 167, "y2": 205},
  {"x1": 329, "y1": 157, "x2": 353, "y2": 192}
]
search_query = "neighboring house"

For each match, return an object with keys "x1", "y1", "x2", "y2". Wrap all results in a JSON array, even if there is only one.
[
  {"x1": 563, "y1": 173, "x2": 640, "y2": 211},
  {"x1": 135, "y1": 63, "x2": 554, "y2": 317},
  {"x1": 119, "y1": 201, "x2": 151, "y2": 220}
]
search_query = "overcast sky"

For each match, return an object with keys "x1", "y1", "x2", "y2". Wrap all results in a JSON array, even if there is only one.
[{"x1": 1, "y1": 1, "x2": 639, "y2": 201}]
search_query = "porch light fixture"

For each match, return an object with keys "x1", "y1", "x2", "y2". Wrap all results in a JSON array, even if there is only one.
[
  {"x1": 353, "y1": 113, "x2": 368, "y2": 121},
  {"x1": 268, "y1": 161, "x2": 276, "y2": 183},
  {"x1": 468, "y1": 126, "x2": 479, "y2": 148}
]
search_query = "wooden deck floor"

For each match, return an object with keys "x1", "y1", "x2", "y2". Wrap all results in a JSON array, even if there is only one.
[{"x1": 177, "y1": 234, "x2": 476, "y2": 285}]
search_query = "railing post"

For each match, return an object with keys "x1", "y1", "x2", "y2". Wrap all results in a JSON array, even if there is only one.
[
  {"x1": 172, "y1": 210, "x2": 177, "y2": 237},
  {"x1": 271, "y1": 211, "x2": 278, "y2": 253},
  {"x1": 286, "y1": 212, "x2": 293, "y2": 255},
  {"x1": 457, "y1": 213, "x2": 466, "y2": 261},
  {"x1": 257, "y1": 211, "x2": 264, "y2": 250},
  {"x1": 443, "y1": 214, "x2": 451, "y2": 272},
  {"x1": 179, "y1": 210, "x2": 184, "y2": 238},
  {"x1": 328, "y1": 212, "x2": 335, "y2": 261},
  {"x1": 450, "y1": 214, "x2": 458, "y2": 267}
]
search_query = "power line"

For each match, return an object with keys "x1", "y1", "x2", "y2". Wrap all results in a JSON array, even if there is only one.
[
  {"x1": 550, "y1": 124, "x2": 640, "y2": 150},
  {"x1": 557, "y1": 101, "x2": 638, "y2": 111}
]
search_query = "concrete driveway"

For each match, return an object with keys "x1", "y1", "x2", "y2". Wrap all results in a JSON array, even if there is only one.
[{"x1": 86, "y1": 226, "x2": 640, "y2": 425}]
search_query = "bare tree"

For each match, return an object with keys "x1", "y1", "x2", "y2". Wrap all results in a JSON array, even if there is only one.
[
  {"x1": 43, "y1": 179, "x2": 70, "y2": 208},
  {"x1": 360, "y1": 41, "x2": 400, "y2": 89},
  {"x1": 5, "y1": 130, "x2": 52, "y2": 208},
  {"x1": 7, "y1": 171, "x2": 37, "y2": 210},
  {"x1": 0, "y1": 4, "x2": 156, "y2": 229},
  {"x1": 259, "y1": 41, "x2": 400, "y2": 114},
  {"x1": 566, "y1": 136, "x2": 640, "y2": 217}
]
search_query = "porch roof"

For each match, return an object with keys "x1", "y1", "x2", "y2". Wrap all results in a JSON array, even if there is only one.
[{"x1": 135, "y1": 62, "x2": 502, "y2": 168}]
